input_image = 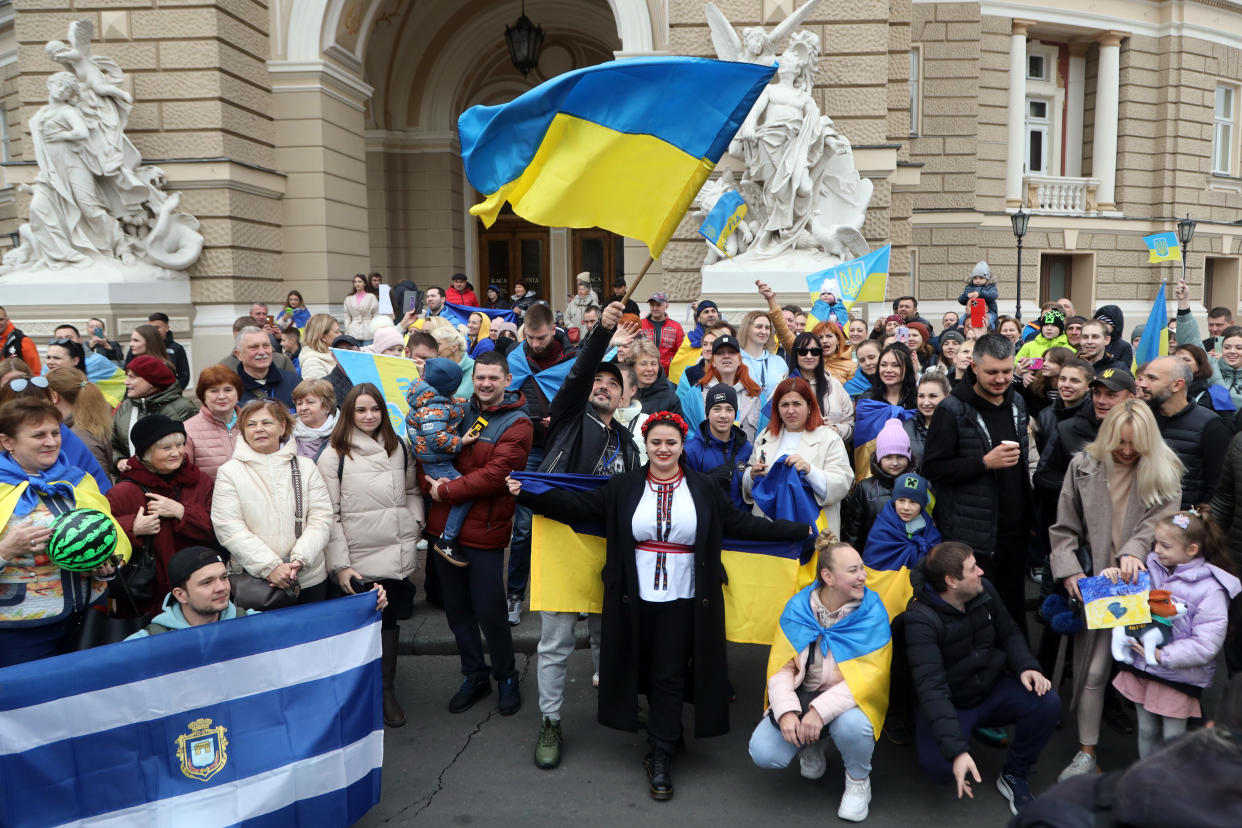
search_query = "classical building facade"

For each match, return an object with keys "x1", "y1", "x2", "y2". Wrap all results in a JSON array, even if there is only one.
[{"x1": 0, "y1": 0, "x2": 1239, "y2": 374}]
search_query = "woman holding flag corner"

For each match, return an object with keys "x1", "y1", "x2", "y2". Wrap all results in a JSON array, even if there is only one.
[{"x1": 507, "y1": 410, "x2": 814, "y2": 802}]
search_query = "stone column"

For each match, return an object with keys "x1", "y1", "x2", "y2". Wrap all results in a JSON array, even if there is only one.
[
  {"x1": 1092, "y1": 31, "x2": 1128, "y2": 210},
  {"x1": 1065, "y1": 42, "x2": 1089, "y2": 178},
  {"x1": 1006, "y1": 20, "x2": 1037, "y2": 208}
]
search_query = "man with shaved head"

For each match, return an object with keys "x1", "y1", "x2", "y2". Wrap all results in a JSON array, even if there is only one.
[{"x1": 1137, "y1": 355, "x2": 1229, "y2": 508}]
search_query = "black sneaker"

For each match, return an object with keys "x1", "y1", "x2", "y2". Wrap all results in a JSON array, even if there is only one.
[
  {"x1": 997, "y1": 772, "x2": 1034, "y2": 815},
  {"x1": 448, "y1": 676, "x2": 490, "y2": 713},
  {"x1": 644, "y1": 748, "x2": 674, "y2": 801},
  {"x1": 435, "y1": 541, "x2": 469, "y2": 568},
  {"x1": 498, "y1": 674, "x2": 521, "y2": 716}
]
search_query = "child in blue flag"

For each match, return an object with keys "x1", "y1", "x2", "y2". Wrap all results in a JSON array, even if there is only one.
[
  {"x1": 841, "y1": 418, "x2": 911, "y2": 551},
  {"x1": 405, "y1": 358, "x2": 476, "y2": 567},
  {"x1": 684, "y1": 384, "x2": 752, "y2": 512},
  {"x1": 865, "y1": 473, "x2": 940, "y2": 565}
]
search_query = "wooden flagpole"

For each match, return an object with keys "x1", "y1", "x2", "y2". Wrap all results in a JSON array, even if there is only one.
[{"x1": 621, "y1": 256, "x2": 656, "y2": 304}]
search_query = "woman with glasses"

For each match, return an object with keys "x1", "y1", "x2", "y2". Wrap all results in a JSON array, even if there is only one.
[
  {"x1": 1, "y1": 371, "x2": 113, "y2": 493},
  {"x1": 789, "y1": 332, "x2": 854, "y2": 444}
]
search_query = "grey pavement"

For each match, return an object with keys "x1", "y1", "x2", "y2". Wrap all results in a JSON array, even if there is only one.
[{"x1": 360, "y1": 606, "x2": 1139, "y2": 828}]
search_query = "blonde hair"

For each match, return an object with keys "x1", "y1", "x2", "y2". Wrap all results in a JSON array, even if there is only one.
[
  {"x1": 292, "y1": 378, "x2": 336, "y2": 411},
  {"x1": 626, "y1": 338, "x2": 661, "y2": 367},
  {"x1": 813, "y1": 531, "x2": 855, "y2": 585},
  {"x1": 45, "y1": 367, "x2": 112, "y2": 444},
  {"x1": 739, "y1": 310, "x2": 778, "y2": 354},
  {"x1": 427, "y1": 318, "x2": 466, "y2": 358},
  {"x1": 304, "y1": 313, "x2": 338, "y2": 354},
  {"x1": 1086, "y1": 399, "x2": 1183, "y2": 508}
]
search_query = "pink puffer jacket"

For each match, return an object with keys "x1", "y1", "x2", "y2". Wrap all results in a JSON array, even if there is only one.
[{"x1": 184, "y1": 406, "x2": 238, "y2": 480}]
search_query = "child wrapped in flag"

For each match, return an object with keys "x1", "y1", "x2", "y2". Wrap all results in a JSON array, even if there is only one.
[
  {"x1": 862, "y1": 473, "x2": 942, "y2": 621},
  {"x1": 750, "y1": 534, "x2": 892, "y2": 821}
]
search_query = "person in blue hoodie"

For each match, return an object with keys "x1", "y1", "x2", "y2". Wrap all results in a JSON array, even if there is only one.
[
  {"x1": 684, "y1": 383, "x2": 752, "y2": 512},
  {"x1": 128, "y1": 546, "x2": 386, "y2": 639}
]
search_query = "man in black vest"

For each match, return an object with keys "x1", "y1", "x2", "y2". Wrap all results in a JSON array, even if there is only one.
[
  {"x1": 923, "y1": 333, "x2": 1032, "y2": 635},
  {"x1": 1136, "y1": 355, "x2": 1230, "y2": 509}
]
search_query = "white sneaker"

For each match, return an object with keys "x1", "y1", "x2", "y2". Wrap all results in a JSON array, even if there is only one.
[
  {"x1": 797, "y1": 742, "x2": 827, "y2": 780},
  {"x1": 1057, "y1": 751, "x2": 1098, "y2": 782},
  {"x1": 416, "y1": 539, "x2": 428, "y2": 552},
  {"x1": 838, "y1": 774, "x2": 871, "y2": 822},
  {"x1": 592, "y1": 672, "x2": 600, "y2": 688},
  {"x1": 506, "y1": 595, "x2": 522, "y2": 626}
]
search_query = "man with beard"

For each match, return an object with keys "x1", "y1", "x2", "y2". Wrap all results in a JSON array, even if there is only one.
[{"x1": 1136, "y1": 356, "x2": 1230, "y2": 508}]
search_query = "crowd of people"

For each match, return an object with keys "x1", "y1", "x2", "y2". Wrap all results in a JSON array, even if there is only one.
[{"x1": 2, "y1": 262, "x2": 1241, "y2": 821}]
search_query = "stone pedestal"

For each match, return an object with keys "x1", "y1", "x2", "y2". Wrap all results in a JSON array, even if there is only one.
[{"x1": 700, "y1": 250, "x2": 845, "y2": 314}]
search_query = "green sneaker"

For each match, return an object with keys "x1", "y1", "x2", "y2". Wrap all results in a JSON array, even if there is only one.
[{"x1": 534, "y1": 717, "x2": 562, "y2": 769}]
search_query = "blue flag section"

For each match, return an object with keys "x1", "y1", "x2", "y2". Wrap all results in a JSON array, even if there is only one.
[
  {"x1": 697, "y1": 190, "x2": 747, "y2": 254},
  {"x1": 1133, "y1": 281, "x2": 1169, "y2": 370},
  {"x1": 0, "y1": 595, "x2": 383, "y2": 828},
  {"x1": 439, "y1": 302, "x2": 516, "y2": 329}
]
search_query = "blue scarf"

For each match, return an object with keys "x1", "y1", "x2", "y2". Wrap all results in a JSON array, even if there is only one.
[
  {"x1": 0, "y1": 451, "x2": 86, "y2": 517},
  {"x1": 779, "y1": 585, "x2": 889, "y2": 661},
  {"x1": 750, "y1": 455, "x2": 821, "y2": 524},
  {"x1": 843, "y1": 370, "x2": 872, "y2": 399},
  {"x1": 864, "y1": 499, "x2": 941, "y2": 571}
]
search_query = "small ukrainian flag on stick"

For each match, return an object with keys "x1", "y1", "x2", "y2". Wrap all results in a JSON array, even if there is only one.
[
  {"x1": 1142, "y1": 231, "x2": 1182, "y2": 264},
  {"x1": 697, "y1": 190, "x2": 747, "y2": 257}
]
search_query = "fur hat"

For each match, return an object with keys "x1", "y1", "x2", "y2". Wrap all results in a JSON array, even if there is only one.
[{"x1": 874, "y1": 418, "x2": 911, "y2": 461}]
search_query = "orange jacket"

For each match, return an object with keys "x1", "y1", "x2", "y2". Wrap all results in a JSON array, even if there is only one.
[{"x1": 1, "y1": 319, "x2": 40, "y2": 374}]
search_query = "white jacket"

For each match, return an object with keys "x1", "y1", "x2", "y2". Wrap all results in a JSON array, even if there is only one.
[
  {"x1": 211, "y1": 437, "x2": 333, "y2": 587},
  {"x1": 819, "y1": 376, "x2": 855, "y2": 443},
  {"x1": 742, "y1": 425, "x2": 852, "y2": 536},
  {"x1": 299, "y1": 348, "x2": 335, "y2": 381},
  {"x1": 344, "y1": 292, "x2": 379, "y2": 340},
  {"x1": 316, "y1": 432, "x2": 424, "y2": 582}
]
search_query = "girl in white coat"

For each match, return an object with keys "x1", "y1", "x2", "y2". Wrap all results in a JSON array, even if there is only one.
[
  {"x1": 344, "y1": 274, "x2": 379, "y2": 345},
  {"x1": 211, "y1": 400, "x2": 333, "y2": 603},
  {"x1": 317, "y1": 383, "x2": 425, "y2": 728},
  {"x1": 743, "y1": 377, "x2": 853, "y2": 537}
]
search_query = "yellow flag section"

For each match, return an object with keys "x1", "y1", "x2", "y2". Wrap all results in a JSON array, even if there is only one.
[
  {"x1": 332, "y1": 349, "x2": 419, "y2": 438},
  {"x1": 667, "y1": 338, "x2": 701, "y2": 384},
  {"x1": 863, "y1": 566, "x2": 915, "y2": 623},
  {"x1": 764, "y1": 586, "x2": 892, "y2": 739},
  {"x1": 529, "y1": 517, "x2": 816, "y2": 645}
]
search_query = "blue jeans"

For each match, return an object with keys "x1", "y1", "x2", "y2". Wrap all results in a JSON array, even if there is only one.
[
  {"x1": 506, "y1": 446, "x2": 545, "y2": 598},
  {"x1": 423, "y1": 459, "x2": 469, "y2": 543},
  {"x1": 914, "y1": 674, "x2": 1061, "y2": 782},
  {"x1": 748, "y1": 705, "x2": 875, "y2": 779}
]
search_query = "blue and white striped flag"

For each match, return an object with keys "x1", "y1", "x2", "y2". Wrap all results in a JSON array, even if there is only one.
[{"x1": 0, "y1": 594, "x2": 383, "y2": 827}]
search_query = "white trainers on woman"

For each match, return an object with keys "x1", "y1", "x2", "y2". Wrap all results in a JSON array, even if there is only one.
[
  {"x1": 838, "y1": 774, "x2": 871, "y2": 822},
  {"x1": 797, "y1": 742, "x2": 827, "y2": 779}
]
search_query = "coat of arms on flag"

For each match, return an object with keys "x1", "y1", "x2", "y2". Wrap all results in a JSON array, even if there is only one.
[{"x1": 176, "y1": 717, "x2": 229, "y2": 782}]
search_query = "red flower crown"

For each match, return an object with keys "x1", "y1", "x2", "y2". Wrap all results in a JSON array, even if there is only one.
[{"x1": 642, "y1": 410, "x2": 688, "y2": 438}]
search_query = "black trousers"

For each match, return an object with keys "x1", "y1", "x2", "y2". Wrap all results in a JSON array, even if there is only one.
[
  {"x1": 980, "y1": 529, "x2": 1030, "y2": 641},
  {"x1": 437, "y1": 546, "x2": 516, "y2": 681},
  {"x1": 639, "y1": 597, "x2": 695, "y2": 753}
]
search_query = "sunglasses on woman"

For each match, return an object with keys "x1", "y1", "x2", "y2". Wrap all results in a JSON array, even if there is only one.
[
  {"x1": 795, "y1": 347, "x2": 823, "y2": 357},
  {"x1": 8, "y1": 376, "x2": 49, "y2": 392}
]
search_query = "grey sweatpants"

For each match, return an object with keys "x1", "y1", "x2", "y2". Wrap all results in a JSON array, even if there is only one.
[{"x1": 537, "y1": 610, "x2": 601, "y2": 719}]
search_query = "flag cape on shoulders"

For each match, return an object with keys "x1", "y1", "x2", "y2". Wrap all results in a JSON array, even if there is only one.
[
  {"x1": 440, "y1": 302, "x2": 517, "y2": 329},
  {"x1": 519, "y1": 471, "x2": 813, "y2": 645},
  {"x1": 806, "y1": 246, "x2": 891, "y2": 312},
  {"x1": 333, "y1": 348, "x2": 418, "y2": 438},
  {"x1": 862, "y1": 501, "x2": 942, "y2": 621},
  {"x1": 1132, "y1": 281, "x2": 1168, "y2": 371},
  {"x1": 459, "y1": 57, "x2": 775, "y2": 257},
  {"x1": 851, "y1": 400, "x2": 916, "y2": 483},
  {"x1": 1142, "y1": 231, "x2": 1181, "y2": 264},
  {"x1": 83, "y1": 352, "x2": 126, "y2": 406},
  {"x1": 765, "y1": 585, "x2": 892, "y2": 739},
  {"x1": 506, "y1": 346, "x2": 577, "y2": 404},
  {"x1": 0, "y1": 595, "x2": 383, "y2": 828}
]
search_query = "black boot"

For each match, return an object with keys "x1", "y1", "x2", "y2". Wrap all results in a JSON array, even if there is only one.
[
  {"x1": 380, "y1": 627, "x2": 406, "y2": 728},
  {"x1": 644, "y1": 747, "x2": 673, "y2": 801}
]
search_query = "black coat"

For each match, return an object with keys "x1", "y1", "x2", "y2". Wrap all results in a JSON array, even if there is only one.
[
  {"x1": 636, "y1": 373, "x2": 683, "y2": 418},
  {"x1": 1210, "y1": 431, "x2": 1242, "y2": 576},
  {"x1": 902, "y1": 416, "x2": 930, "y2": 471},
  {"x1": 1153, "y1": 399, "x2": 1231, "y2": 509},
  {"x1": 904, "y1": 570, "x2": 1040, "y2": 761},
  {"x1": 840, "y1": 455, "x2": 898, "y2": 551},
  {"x1": 517, "y1": 467, "x2": 811, "y2": 738}
]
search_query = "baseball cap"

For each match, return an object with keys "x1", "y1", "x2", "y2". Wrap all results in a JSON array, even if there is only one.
[
  {"x1": 1090, "y1": 367, "x2": 1136, "y2": 393},
  {"x1": 331, "y1": 334, "x2": 361, "y2": 349},
  {"x1": 648, "y1": 292, "x2": 669, "y2": 305},
  {"x1": 711, "y1": 334, "x2": 741, "y2": 353},
  {"x1": 167, "y1": 546, "x2": 228, "y2": 589},
  {"x1": 594, "y1": 359, "x2": 624, "y2": 387}
]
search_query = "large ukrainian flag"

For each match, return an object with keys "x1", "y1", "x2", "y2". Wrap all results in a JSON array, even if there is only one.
[
  {"x1": 459, "y1": 57, "x2": 775, "y2": 256},
  {"x1": 764, "y1": 585, "x2": 892, "y2": 738},
  {"x1": 519, "y1": 472, "x2": 814, "y2": 645}
]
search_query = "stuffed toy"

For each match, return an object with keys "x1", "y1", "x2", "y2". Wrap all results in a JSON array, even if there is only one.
[
  {"x1": 1110, "y1": 589, "x2": 1187, "y2": 666},
  {"x1": 1039, "y1": 593, "x2": 1085, "y2": 636}
]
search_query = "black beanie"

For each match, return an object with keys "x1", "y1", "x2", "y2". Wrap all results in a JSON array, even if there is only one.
[
  {"x1": 1040, "y1": 309, "x2": 1066, "y2": 335},
  {"x1": 167, "y1": 546, "x2": 227, "y2": 589},
  {"x1": 130, "y1": 414, "x2": 186, "y2": 460},
  {"x1": 705, "y1": 383, "x2": 738, "y2": 414}
]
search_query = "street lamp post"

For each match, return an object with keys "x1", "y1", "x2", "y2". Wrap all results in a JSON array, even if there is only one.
[
  {"x1": 1010, "y1": 206, "x2": 1030, "y2": 321},
  {"x1": 1177, "y1": 213, "x2": 1197, "y2": 286}
]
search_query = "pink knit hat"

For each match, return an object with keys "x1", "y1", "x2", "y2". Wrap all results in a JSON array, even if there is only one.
[
  {"x1": 366, "y1": 326, "x2": 405, "y2": 355},
  {"x1": 874, "y1": 418, "x2": 911, "y2": 460}
]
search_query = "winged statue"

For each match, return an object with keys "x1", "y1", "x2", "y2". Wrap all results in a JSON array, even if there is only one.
[{"x1": 704, "y1": 0, "x2": 824, "y2": 65}]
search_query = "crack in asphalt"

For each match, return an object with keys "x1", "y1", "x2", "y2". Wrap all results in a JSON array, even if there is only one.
[{"x1": 389, "y1": 654, "x2": 534, "y2": 823}]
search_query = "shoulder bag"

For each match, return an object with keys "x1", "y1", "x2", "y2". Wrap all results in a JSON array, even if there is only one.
[{"x1": 230, "y1": 457, "x2": 303, "y2": 611}]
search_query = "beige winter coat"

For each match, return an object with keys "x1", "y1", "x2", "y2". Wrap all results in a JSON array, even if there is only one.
[
  {"x1": 316, "y1": 433, "x2": 424, "y2": 582},
  {"x1": 211, "y1": 436, "x2": 333, "y2": 588},
  {"x1": 299, "y1": 348, "x2": 336, "y2": 382},
  {"x1": 742, "y1": 425, "x2": 853, "y2": 536}
]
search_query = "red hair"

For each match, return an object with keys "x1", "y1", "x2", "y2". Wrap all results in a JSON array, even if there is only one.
[
  {"x1": 767, "y1": 376, "x2": 824, "y2": 437},
  {"x1": 698, "y1": 361, "x2": 762, "y2": 397},
  {"x1": 810, "y1": 320, "x2": 851, "y2": 359}
]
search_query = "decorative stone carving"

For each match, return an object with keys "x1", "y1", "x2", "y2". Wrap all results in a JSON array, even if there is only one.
[
  {"x1": 704, "y1": 0, "x2": 824, "y2": 66},
  {"x1": 0, "y1": 19, "x2": 203, "y2": 282}
]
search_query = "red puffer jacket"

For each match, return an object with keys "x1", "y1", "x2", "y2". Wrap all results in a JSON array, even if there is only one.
[{"x1": 421, "y1": 390, "x2": 532, "y2": 549}]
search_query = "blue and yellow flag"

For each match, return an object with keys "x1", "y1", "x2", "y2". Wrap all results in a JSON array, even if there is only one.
[
  {"x1": 332, "y1": 349, "x2": 419, "y2": 437},
  {"x1": 1142, "y1": 231, "x2": 1181, "y2": 264},
  {"x1": 806, "y1": 245, "x2": 891, "y2": 312},
  {"x1": 674, "y1": 372, "x2": 707, "y2": 432},
  {"x1": 1080, "y1": 571, "x2": 1152, "y2": 630},
  {"x1": 862, "y1": 500, "x2": 942, "y2": 621},
  {"x1": 83, "y1": 352, "x2": 125, "y2": 406},
  {"x1": 459, "y1": 57, "x2": 775, "y2": 257},
  {"x1": 764, "y1": 585, "x2": 892, "y2": 738},
  {"x1": 1133, "y1": 281, "x2": 1169, "y2": 371},
  {"x1": 519, "y1": 472, "x2": 815, "y2": 645},
  {"x1": 668, "y1": 337, "x2": 701, "y2": 384},
  {"x1": 697, "y1": 190, "x2": 747, "y2": 255},
  {"x1": 440, "y1": 302, "x2": 516, "y2": 329},
  {"x1": 851, "y1": 400, "x2": 915, "y2": 482}
]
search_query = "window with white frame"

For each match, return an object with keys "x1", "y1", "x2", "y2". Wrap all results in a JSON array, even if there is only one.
[
  {"x1": 1214, "y1": 84, "x2": 1236, "y2": 175},
  {"x1": 909, "y1": 46, "x2": 921, "y2": 137},
  {"x1": 1025, "y1": 97, "x2": 1050, "y2": 174},
  {"x1": 1027, "y1": 53, "x2": 1048, "y2": 82}
]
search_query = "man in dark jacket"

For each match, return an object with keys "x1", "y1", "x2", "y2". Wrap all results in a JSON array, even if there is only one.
[
  {"x1": 505, "y1": 301, "x2": 577, "y2": 623},
  {"x1": 1092, "y1": 304, "x2": 1133, "y2": 369},
  {"x1": 905, "y1": 542, "x2": 1058, "y2": 816},
  {"x1": 683, "y1": 383, "x2": 751, "y2": 511},
  {"x1": 1037, "y1": 368, "x2": 1135, "y2": 492},
  {"x1": 425, "y1": 350, "x2": 533, "y2": 717},
  {"x1": 1137, "y1": 355, "x2": 1230, "y2": 508},
  {"x1": 923, "y1": 333, "x2": 1032, "y2": 635},
  {"x1": 234, "y1": 327, "x2": 301, "y2": 411},
  {"x1": 533, "y1": 300, "x2": 639, "y2": 770},
  {"x1": 1076, "y1": 320, "x2": 1125, "y2": 374},
  {"x1": 610, "y1": 275, "x2": 641, "y2": 317},
  {"x1": 147, "y1": 312, "x2": 191, "y2": 391}
]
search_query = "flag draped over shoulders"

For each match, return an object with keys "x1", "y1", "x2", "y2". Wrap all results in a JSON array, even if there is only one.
[
  {"x1": 765, "y1": 585, "x2": 892, "y2": 739},
  {"x1": 862, "y1": 502, "x2": 942, "y2": 621},
  {"x1": 851, "y1": 401, "x2": 916, "y2": 482}
]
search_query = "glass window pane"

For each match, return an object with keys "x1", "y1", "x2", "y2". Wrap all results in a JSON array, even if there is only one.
[
  {"x1": 1217, "y1": 86, "x2": 1232, "y2": 120},
  {"x1": 1028, "y1": 100, "x2": 1047, "y2": 120},
  {"x1": 487, "y1": 240, "x2": 509, "y2": 286},
  {"x1": 1027, "y1": 54, "x2": 1044, "y2": 80},
  {"x1": 580, "y1": 238, "x2": 605, "y2": 296},
  {"x1": 1029, "y1": 131, "x2": 1043, "y2": 173},
  {"x1": 520, "y1": 238, "x2": 543, "y2": 293}
]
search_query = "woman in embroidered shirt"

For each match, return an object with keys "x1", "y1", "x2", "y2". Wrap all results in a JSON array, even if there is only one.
[{"x1": 508, "y1": 411, "x2": 813, "y2": 802}]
